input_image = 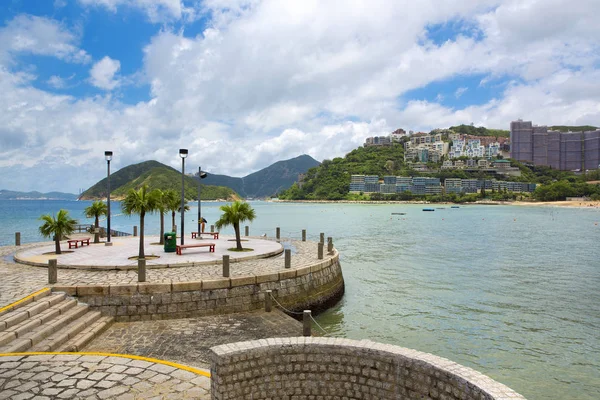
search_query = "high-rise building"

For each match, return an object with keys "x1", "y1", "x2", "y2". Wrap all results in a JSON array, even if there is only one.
[{"x1": 510, "y1": 120, "x2": 600, "y2": 170}]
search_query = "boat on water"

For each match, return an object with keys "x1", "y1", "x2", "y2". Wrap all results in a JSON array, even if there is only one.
[
  {"x1": 422, "y1": 208, "x2": 435, "y2": 212},
  {"x1": 451, "y1": 206, "x2": 460, "y2": 209},
  {"x1": 391, "y1": 212, "x2": 406, "y2": 215}
]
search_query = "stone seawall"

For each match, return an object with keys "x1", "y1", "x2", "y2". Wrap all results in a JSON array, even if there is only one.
[
  {"x1": 52, "y1": 252, "x2": 344, "y2": 322},
  {"x1": 210, "y1": 337, "x2": 527, "y2": 400}
]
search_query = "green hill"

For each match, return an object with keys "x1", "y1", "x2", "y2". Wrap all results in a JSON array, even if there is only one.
[
  {"x1": 202, "y1": 154, "x2": 321, "y2": 198},
  {"x1": 548, "y1": 125, "x2": 598, "y2": 132},
  {"x1": 279, "y1": 145, "x2": 406, "y2": 200},
  {"x1": 79, "y1": 161, "x2": 236, "y2": 200},
  {"x1": 0, "y1": 190, "x2": 77, "y2": 200},
  {"x1": 449, "y1": 124, "x2": 510, "y2": 137}
]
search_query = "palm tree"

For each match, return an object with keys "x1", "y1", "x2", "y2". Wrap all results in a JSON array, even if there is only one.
[
  {"x1": 163, "y1": 189, "x2": 189, "y2": 232},
  {"x1": 39, "y1": 209, "x2": 77, "y2": 254},
  {"x1": 215, "y1": 201, "x2": 256, "y2": 250},
  {"x1": 84, "y1": 200, "x2": 107, "y2": 243},
  {"x1": 152, "y1": 189, "x2": 167, "y2": 244},
  {"x1": 121, "y1": 185, "x2": 158, "y2": 259}
]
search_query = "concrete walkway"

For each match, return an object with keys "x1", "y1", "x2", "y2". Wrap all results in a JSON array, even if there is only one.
[{"x1": 0, "y1": 352, "x2": 211, "y2": 399}]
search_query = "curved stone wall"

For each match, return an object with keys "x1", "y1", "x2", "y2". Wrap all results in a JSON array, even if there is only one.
[
  {"x1": 209, "y1": 337, "x2": 527, "y2": 400},
  {"x1": 53, "y1": 251, "x2": 344, "y2": 322}
]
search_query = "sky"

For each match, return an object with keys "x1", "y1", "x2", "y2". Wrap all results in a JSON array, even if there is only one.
[{"x1": 1, "y1": 0, "x2": 599, "y2": 193}]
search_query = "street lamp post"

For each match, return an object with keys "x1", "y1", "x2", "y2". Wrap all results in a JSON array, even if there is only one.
[
  {"x1": 179, "y1": 149, "x2": 188, "y2": 245},
  {"x1": 197, "y1": 166, "x2": 208, "y2": 238},
  {"x1": 105, "y1": 151, "x2": 113, "y2": 246}
]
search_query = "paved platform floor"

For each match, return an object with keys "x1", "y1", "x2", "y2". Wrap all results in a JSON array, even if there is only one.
[
  {"x1": 0, "y1": 238, "x2": 328, "y2": 307},
  {"x1": 84, "y1": 310, "x2": 304, "y2": 369},
  {"x1": 14, "y1": 234, "x2": 283, "y2": 269},
  {"x1": 0, "y1": 353, "x2": 211, "y2": 399}
]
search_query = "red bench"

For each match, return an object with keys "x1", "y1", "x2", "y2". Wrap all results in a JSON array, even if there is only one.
[
  {"x1": 67, "y1": 238, "x2": 91, "y2": 249},
  {"x1": 176, "y1": 243, "x2": 215, "y2": 255},
  {"x1": 191, "y1": 232, "x2": 219, "y2": 239}
]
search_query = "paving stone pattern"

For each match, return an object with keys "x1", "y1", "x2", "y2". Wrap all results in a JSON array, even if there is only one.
[
  {"x1": 0, "y1": 354, "x2": 210, "y2": 399},
  {"x1": 84, "y1": 310, "x2": 303, "y2": 370}
]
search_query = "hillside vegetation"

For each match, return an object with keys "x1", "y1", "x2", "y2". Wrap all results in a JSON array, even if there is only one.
[
  {"x1": 280, "y1": 145, "x2": 407, "y2": 200},
  {"x1": 449, "y1": 124, "x2": 510, "y2": 137},
  {"x1": 548, "y1": 125, "x2": 598, "y2": 132},
  {"x1": 79, "y1": 161, "x2": 236, "y2": 200}
]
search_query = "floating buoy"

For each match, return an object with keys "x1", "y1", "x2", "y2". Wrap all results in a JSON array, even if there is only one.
[{"x1": 514, "y1": 218, "x2": 516, "y2": 221}]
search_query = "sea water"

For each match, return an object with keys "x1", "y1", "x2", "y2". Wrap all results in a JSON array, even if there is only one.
[{"x1": 1, "y1": 200, "x2": 599, "y2": 399}]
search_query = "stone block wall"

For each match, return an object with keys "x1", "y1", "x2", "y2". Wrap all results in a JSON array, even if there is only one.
[
  {"x1": 210, "y1": 337, "x2": 527, "y2": 400},
  {"x1": 52, "y1": 254, "x2": 344, "y2": 322}
]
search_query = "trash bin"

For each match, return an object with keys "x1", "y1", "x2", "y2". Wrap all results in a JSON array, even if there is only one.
[{"x1": 164, "y1": 232, "x2": 177, "y2": 253}]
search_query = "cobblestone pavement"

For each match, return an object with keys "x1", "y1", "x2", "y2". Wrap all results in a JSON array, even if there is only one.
[
  {"x1": 84, "y1": 310, "x2": 303, "y2": 369},
  {"x1": 1, "y1": 238, "x2": 333, "y2": 307},
  {"x1": 0, "y1": 244, "x2": 48, "y2": 307},
  {"x1": 0, "y1": 353, "x2": 211, "y2": 399}
]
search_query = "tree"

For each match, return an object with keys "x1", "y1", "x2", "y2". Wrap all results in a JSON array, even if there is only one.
[
  {"x1": 163, "y1": 189, "x2": 189, "y2": 232},
  {"x1": 214, "y1": 201, "x2": 256, "y2": 250},
  {"x1": 121, "y1": 185, "x2": 158, "y2": 259},
  {"x1": 385, "y1": 160, "x2": 395, "y2": 174},
  {"x1": 39, "y1": 209, "x2": 77, "y2": 255},
  {"x1": 152, "y1": 189, "x2": 167, "y2": 244},
  {"x1": 84, "y1": 201, "x2": 107, "y2": 243}
]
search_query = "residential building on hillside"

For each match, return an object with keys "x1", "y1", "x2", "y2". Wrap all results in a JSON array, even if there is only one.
[
  {"x1": 510, "y1": 120, "x2": 600, "y2": 170},
  {"x1": 364, "y1": 136, "x2": 392, "y2": 147},
  {"x1": 351, "y1": 175, "x2": 536, "y2": 195}
]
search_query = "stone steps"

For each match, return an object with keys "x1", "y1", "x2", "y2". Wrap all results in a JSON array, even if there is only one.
[{"x1": 0, "y1": 290, "x2": 113, "y2": 353}]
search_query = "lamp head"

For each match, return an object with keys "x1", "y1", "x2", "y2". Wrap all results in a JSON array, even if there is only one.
[
  {"x1": 179, "y1": 149, "x2": 188, "y2": 159},
  {"x1": 199, "y1": 171, "x2": 208, "y2": 179},
  {"x1": 105, "y1": 151, "x2": 113, "y2": 161}
]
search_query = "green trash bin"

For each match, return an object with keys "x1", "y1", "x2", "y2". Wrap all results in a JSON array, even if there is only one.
[{"x1": 164, "y1": 232, "x2": 177, "y2": 253}]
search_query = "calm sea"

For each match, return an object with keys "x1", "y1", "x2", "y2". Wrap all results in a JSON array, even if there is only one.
[{"x1": 1, "y1": 200, "x2": 599, "y2": 399}]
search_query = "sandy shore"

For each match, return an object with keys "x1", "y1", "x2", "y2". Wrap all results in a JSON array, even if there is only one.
[{"x1": 511, "y1": 200, "x2": 600, "y2": 208}]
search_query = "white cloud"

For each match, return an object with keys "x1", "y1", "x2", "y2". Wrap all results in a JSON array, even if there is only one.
[
  {"x1": 0, "y1": 14, "x2": 90, "y2": 64},
  {"x1": 455, "y1": 87, "x2": 468, "y2": 99},
  {"x1": 89, "y1": 56, "x2": 121, "y2": 90},
  {"x1": 78, "y1": 0, "x2": 186, "y2": 22}
]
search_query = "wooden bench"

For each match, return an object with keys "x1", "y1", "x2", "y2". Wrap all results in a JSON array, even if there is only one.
[
  {"x1": 191, "y1": 232, "x2": 219, "y2": 239},
  {"x1": 67, "y1": 238, "x2": 91, "y2": 249},
  {"x1": 176, "y1": 243, "x2": 215, "y2": 255}
]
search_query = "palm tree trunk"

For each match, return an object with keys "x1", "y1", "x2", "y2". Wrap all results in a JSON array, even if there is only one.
[
  {"x1": 55, "y1": 237, "x2": 61, "y2": 254},
  {"x1": 159, "y1": 213, "x2": 165, "y2": 244},
  {"x1": 94, "y1": 216, "x2": 100, "y2": 243},
  {"x1": 171, "y1": 211, "x2": 176, "y2": 232},
  {"x1": 139, "y1": 212, "x2": 145, "y2": 259},
  {"x1": 234, "y1": 223, "x2": 242, "y2": 250}
]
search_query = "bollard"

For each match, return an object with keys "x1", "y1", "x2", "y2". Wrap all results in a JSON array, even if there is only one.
[
  {"x1": 302, "y1": 229, "x2": 306, "y2": 242},
  {"x1": 276, "y1": 227, "x2": 280, "y2": 240},
  {"x1": 15, "y1": 232, "x2": 21, "y2": 246},
  {"x1": 265, "y1": 290, "x2": 272, "y2": 312},
  {"x1": 48, "y1": 259, "x2": 57, "y2": 284},
  {"x1": 133, "y1": 226, "x2": 138, "y2": 237},
  {"x1": 222, "y1": 255, "x2": 230, "y2": 278},
  {"x1": 138, "y1": 258, "x2": 146, "y2": 282},
  {"x1": 319, "y1": 233, "x2": 324, "y2": 244},
  {"x1": 245, "y1": 226, "x2": 249, "y2": 237},
  {"x1": 318, "y1": 242, "x2": 323, "y2": 260},
  {"x1": 327, "y1": 237, "x2": 333, "y2": 253},
  {"x1": 284, "y1": 249, "x2": 291, "y2": 269},
  {"x1": 211, "y1": 225, "x2": 215, "y2": 233},
  {"x1": 303, "y1": 310, "x2": 312, "y2": 337}
]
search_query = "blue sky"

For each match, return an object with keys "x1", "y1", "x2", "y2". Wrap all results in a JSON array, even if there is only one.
[{"x1": 0, "y1": 0, "x2": 599, "y2": 192}]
